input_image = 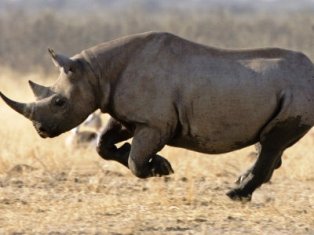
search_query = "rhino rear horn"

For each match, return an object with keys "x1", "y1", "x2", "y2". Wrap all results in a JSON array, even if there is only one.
[
  {"x1": 48, "y1": 48, "x2": 75, "y2": 74},
  {"x1": 28, "y1": 80, "x2": 51, "y2": 100},
  {"x1": 0, "y1": 92, "x2": 34, "y2": 119}
]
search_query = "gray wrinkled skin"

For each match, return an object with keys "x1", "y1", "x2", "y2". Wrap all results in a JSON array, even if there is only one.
[{"x1": 2, "y1": 32, "x2": 314, "y2": 200}]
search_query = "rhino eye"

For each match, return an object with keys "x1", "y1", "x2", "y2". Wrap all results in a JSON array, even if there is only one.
[{"x1": 54, "y1": 97, "x2": 66, "y2": 107}]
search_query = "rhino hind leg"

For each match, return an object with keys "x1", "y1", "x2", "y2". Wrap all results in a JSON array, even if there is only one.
[
  {"x1": 235, "y1": 154, "x2": 282, "y2": 185},
  {"x1": 227, "y1": 90, "x2": 312, "y2": 201},
  {"x1": 227, "y1": 118, "x2": 310, "y2": 201},
  {"x1": 128, "y1": 127, "x2": 174, "y2": 178},
  {"x1": 96, "y1": 117, "x2": 133, "y2": 168}
]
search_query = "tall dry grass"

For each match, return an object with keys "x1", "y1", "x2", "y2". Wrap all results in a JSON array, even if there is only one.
[{"x1": 1, "y1": 8, "x2": 313, "y2": 73}]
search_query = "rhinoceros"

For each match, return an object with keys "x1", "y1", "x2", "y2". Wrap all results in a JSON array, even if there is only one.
[{"x1": 1, "y1": 32, "x2": 314, "y2": 200}]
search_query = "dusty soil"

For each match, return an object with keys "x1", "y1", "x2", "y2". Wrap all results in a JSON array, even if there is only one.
[{"x1": 0, "y1": 149, "x2": 313, "y2": 235}]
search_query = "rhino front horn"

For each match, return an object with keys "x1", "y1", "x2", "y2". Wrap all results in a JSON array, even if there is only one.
[
  {"x1": 28, "y1": 80, "x2": 51, "y2": 99},
  {"x1": 0, "y1": 92, "x2": 34, "y2": 119}
]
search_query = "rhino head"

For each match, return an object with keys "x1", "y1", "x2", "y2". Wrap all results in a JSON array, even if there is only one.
[{"x1": 0, "y1": 49, "x2": 99, "y2": 138}]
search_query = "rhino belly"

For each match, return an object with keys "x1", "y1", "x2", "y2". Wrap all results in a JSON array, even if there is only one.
[
  {"x1": 168, "y1": 95, "x2": 278, "y2": 154},
  {"x1": 168, "y1": 134, "x2": 258, "y2": 154}
]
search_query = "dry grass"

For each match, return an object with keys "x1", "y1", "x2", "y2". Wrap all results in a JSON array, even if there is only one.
[
  {"x1": 1, "y1": 8, "x2": 314, "y2": 73},
  {"x1": 0, "y1": 70, "x2": 314, "y2": 234}
]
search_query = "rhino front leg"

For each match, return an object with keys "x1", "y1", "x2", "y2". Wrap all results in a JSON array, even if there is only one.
[
  {"x1": 128, "y1": 126, "x2": 174, "y2": 178},
  {"x1": 96, "y1": 117, "x2": 133, "y2": 168}
]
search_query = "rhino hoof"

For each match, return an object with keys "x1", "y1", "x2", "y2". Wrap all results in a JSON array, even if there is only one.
[
  {"x1": 149, "y1": 155, "x2": 174, "y2": 177},
  {"x1": 226, "y1": 188, "x2": 252, "y2": 202}
]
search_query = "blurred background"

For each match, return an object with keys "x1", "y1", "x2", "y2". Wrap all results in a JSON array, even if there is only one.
[{"x1": 1, "y1": 0, "x2": 313, "y2": 74}]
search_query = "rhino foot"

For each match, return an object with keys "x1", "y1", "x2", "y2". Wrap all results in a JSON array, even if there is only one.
[
  {"x1": 228, "y1": 172, "x2": 254, "y2": 201},
  {"x1": 226, "y1": 188, "x2": 252, "y2": 201},
  {"x1": 149, "y1": 155, "x2": 174, "y2": 177}
]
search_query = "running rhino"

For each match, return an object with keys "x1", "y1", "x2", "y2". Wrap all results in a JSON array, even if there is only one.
[{"x1": 1, "y1": 32, "x2": 314, "y2": 200}]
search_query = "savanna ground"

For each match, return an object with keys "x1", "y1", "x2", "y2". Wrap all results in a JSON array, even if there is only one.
[{"x1": 1, "y1": 4, "x2": 314, "y2": 234}]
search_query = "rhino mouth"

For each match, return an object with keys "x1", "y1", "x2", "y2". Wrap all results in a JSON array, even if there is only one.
[
  {"x1": 33, "y1": 122, "x2": 60, "y2": 138},
  {"x1": 38, "y1": 131, "x2": 49, "y2": 138}
]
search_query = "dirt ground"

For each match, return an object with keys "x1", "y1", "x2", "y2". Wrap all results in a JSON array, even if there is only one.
[{"x1": 0, "y1": 143, "x2": 313, "y2": 235}]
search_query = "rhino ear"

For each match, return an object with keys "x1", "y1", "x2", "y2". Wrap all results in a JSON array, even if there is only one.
[{"x1": 48, "y1": 48, "x2": 76, "y2": 74}]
